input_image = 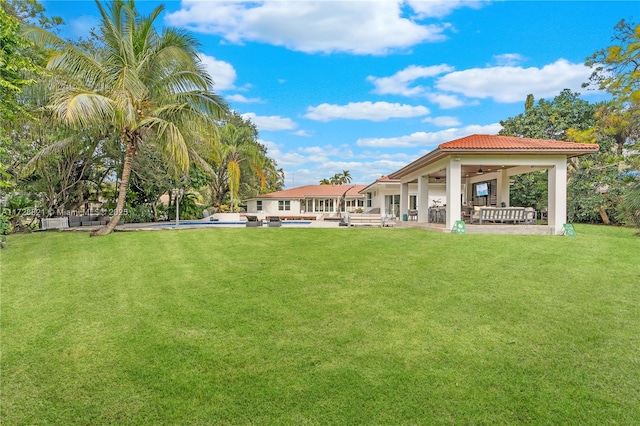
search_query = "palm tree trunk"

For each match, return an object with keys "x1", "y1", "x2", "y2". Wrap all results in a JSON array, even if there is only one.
[
  {"x1": 92, "y1": 140, "x2": 135, "y2": 236},
  {"x1": 598, "y1": 206, "x2": 610, "y2": 225}
]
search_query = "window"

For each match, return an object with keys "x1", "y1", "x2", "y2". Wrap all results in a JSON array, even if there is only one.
[
  {"x1": 256, "y1": 200, "x2": 262, "y2": 211},
  {"x1": 409, "y1": 195, "x2": 417, "y2": 210},
  {"x1": 366, "y1": 192, "x2": 372, "y2": 208},
  {"x1": 278, "y1": 200, "x2": 291, "y2": 211}
]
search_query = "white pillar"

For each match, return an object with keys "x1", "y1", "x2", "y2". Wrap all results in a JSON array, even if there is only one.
[
  {"x1": 400, "y1": 183, "x2": 409, "y2": 219},
  {"x1": 418, "y1": 175, "x2": 430, "y2": 222},
  {"x1": 548, "y1": 160, "x2": 567, "y2": 235},
  {"x1": 445, "y1": 160, "x2": 462, "y2": 229},
  {"x1": 498, "y1": 169, "x2": 510, "y2": 206}
]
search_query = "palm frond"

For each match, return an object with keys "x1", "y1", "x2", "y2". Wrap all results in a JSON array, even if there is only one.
[
  {"x1": 188, "y1": 148, "x2": 217, "y2": 178},
  {"x1": 50, "y1": 91, "x2": 115, "y2": 128},
  {"x1": 139, "y1": 116, "x2": 189, "y2": 171},
  {"x1": 22, "y1": 136, "x2": 80, "y2": 176},
  {"x1": 21, "y1": 24, "x2": 67, "y2": 49}
]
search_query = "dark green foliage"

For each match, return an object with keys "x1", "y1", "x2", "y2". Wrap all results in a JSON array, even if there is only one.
[
  {"x1": 2, "y1": 193, "x2": 36, "y2": 232},
  {"x1": 499, "y1": 89, "x2": 598, "y2": 141},
  {"x1": 509, "y1": 170, "x2": 548, "y2": 211},
  {"x1": 621, "y1": 179, "x2": 640, "y2": 227},
  {"x1": 500, "y1": 90, "x2": 600, "y2": 217},
  {"x1": 0, "y1": 4, "x2": 37, "y2": 121}
]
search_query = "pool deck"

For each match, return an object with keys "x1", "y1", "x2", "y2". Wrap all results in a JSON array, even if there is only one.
[{"x1": 57, "y1": 218, "x2": 552, "y2": 234}]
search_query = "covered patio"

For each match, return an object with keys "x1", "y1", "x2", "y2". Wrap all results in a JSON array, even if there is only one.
[{"x1": 388, "y1": 135, "x2": 599, "y2": 235}]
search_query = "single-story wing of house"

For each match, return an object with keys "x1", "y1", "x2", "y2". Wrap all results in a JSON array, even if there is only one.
[
  {"x1": 358, "y1": 175, "x2": 448, "y2": 219},
  {"x1": 245, "y1": 184, "x2": 368, "y2": 220}
]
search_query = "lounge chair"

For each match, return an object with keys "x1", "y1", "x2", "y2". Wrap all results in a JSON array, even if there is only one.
[
  {"x1": 245, "y1": 215, "x2": 261, "y2": 227},
  {"x1": 267, "y1": 216, "x2": 282, "y2": 227}
]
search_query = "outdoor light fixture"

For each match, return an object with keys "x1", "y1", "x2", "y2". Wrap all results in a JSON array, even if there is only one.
[
  {"x1": 172, "y1": 188, "x2": 184, "y2": 226},
  {"x1": 476, "y1": 168, "x2": 484, "y2": 175}
]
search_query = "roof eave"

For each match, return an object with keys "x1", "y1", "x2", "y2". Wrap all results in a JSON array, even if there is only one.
[{"x1": 388, "y1": 147, "x2": 600, "y2": 179}]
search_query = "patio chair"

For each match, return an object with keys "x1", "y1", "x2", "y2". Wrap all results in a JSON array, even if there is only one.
[
  {"x1": 245, "y1": 215, "x2": 261, "y2": 227},
  {"x1": 267, "y1": 216, "x2": 282, "y2": 227},
  {"x1": 524, "y1": 207, "x2": 536, "y2": 225}
]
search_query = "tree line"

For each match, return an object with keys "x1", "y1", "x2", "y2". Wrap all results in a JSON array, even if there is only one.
[
  {"x1": 0, "y1": 0, "x2": 284, "y2": 236},
  {"x1": 499, "y1": 17, "x2": 639, "y2": 226}
]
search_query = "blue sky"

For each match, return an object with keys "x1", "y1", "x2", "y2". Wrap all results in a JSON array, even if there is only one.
[{"x1": 42, "y1": 1, "x2": 638, "y2": 187}]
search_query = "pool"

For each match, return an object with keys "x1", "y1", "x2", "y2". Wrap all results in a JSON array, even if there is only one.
[{"x1": 151, "y1": 221, "x2": 312, "y2": 227}]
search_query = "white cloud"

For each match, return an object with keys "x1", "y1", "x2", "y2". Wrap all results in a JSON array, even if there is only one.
[
  {"x1": 305, "y1": 101, "x2": 430, "y2": 122},
  {"x1": 367, "y1": 64, "x2": 454, "y2": 96},
  {"x1": 293, "y1": 130, "x2": 313, "y2": 137},
  {"x1": 425, "y1": 92, "x2": 467, "y2": 109},
  {"x1": 242, "y1": 113, "x2": 297, "y2": 131},
  {"x1": 407, "y1": 0, "x2": 489, "y2": 18},
  {"x1": 166, "y1": 1, "x2": 455, "y2": 55},
  {"x1": 436, "y1": 59, "x2": 595, "y2": 103},
  {"x1": 226, "y1": 94, "x2": 262, "y2": 104},
  {"x1": 423, "y1": 116, "x2": 462, "y2": 127},
  {"x1": 492, "y1": 53, "x2": 525, "y2": 67},
  {"x1": 197, "y1": 53, "x2": 237, "y2": 91},
  {"x1": 356, "y1": 123, "x2": 503, "y2": 148},
  {"x1": 260, "y1": 139, "x2": 405, "y2": 186}
]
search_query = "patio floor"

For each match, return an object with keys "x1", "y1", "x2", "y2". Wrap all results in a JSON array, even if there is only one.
[{"x1": 395, "y1": 221, "x2": 554, "y2": 235}]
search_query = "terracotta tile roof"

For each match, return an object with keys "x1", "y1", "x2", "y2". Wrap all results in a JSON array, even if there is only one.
[
  {"x1": 388, "y1": 134, "x2": 599, "y2": 179},
  {"x1": 253, "y1": 184, "x2": 367, "y2": 199},
  {"x1": 374, "y1": 175, "x2": 400, "y2": 183},
  {"x1": 359, "y1": 176, "x2": 401, "y2": 193},
  {"x1": 439, "y1": 134, "x2": 598, "y2": 151}
]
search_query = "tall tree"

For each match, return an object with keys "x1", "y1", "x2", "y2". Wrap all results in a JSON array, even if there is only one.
[
  {"x1": 320, "y1": 170, "x2": 352, "y2": 185},
  {"x1": 500, "y1": 90, "x2": 609, "y2": 222},
  {"x1": 29, "y1": 0, "x2": 227, "y2": 235},
  {"x1": 586, "y1": 18, "x2": 640, "y2": 227},
  {"x1": 0, "y1": 2, "x2": 38, "y2": 121},
  {"x1": 586, "y1": 19, "x2": 640, "y2": 104},
  {"x1": 499, "y1": 89, "x2": 598, "y2": 141},
  {"x1": 208, "y1": 122, "x2": 268, "y2": 210},
  {"x1": 525, "y1": 94, "x2": 534, "y2": 112}
]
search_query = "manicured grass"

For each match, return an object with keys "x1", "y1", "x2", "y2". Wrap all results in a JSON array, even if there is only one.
[{"x1": 2, "y1": 225, "x2": 639, "y2": 424}]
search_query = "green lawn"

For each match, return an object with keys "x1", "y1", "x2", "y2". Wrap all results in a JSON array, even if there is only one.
[{"x1": 2, "y1": 225, "x2": 639, "y2": 424}]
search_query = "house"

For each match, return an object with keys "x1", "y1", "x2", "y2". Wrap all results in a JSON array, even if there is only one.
[
  {"x1": 359, "y1": 175, "x2": 445, "y2": 218},
  {"x1": 245, "y1": 134, "x2": 598, "y2": 234},
  {"x1": 245, "y1": 184, "x2": 367, "y2": 219}
]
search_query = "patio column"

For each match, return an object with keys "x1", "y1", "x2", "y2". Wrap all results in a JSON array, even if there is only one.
[
  {"x1": 445, "y1": 160, "x2": 462, "y2": 229},
  {"x1": 417, "y1": 175, "x2": 430, "y2": 222},
  {"x1": 400, "y1": 182, "x2": 409, "y2": 219},
  {"x1": 548, "y1": 159, "x2": 567, "y2": 235},
  {"x1": 497, "y1": 169, "x2": 510, "y2": 206}
]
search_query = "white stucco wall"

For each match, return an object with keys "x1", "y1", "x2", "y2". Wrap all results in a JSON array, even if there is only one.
[{"x1": 246, "y1": 198, "x2": 303, "y2": 218}]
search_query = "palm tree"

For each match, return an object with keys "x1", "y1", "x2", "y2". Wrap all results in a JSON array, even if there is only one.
[
  {"x1": 210, "y1": 123, "x2": 267, "y2": 210},
  {"x1": 31, "y1": 0, "x2": 227, "y2": 235},
  {"x1": 319, "y1": 178, "x2": 331, "y2": 185},
  {"x1": 623, "y1": 179, "x2": 640, "y2": 227},
  {"x1": 340, "y1": 170, "x2": 352, "y2": 184}
]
